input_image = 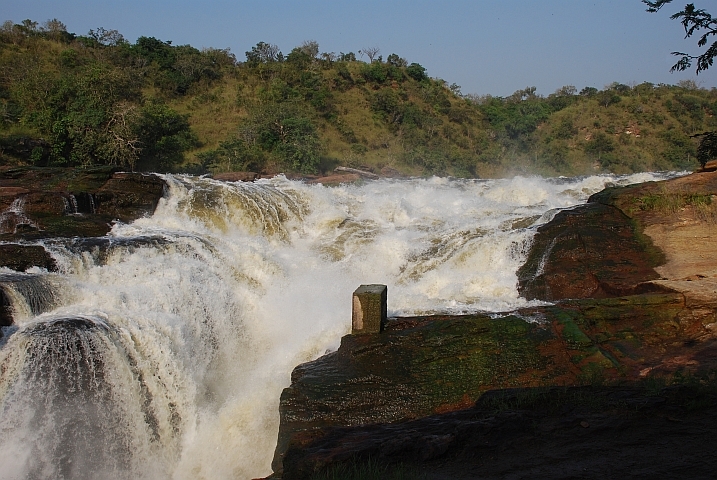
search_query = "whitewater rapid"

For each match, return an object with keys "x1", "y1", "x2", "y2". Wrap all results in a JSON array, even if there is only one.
[{"x1": 0, "y1": 172, "x2": 677, "y2": 479}]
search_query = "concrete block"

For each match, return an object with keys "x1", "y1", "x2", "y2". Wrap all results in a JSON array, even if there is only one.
[{"x1": 352, "y1": 284, "x2": 387, "y2": 334}]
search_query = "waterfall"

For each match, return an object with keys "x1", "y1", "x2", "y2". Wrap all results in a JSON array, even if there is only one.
[
  {"x1": 0, "y1": 171, "x2": 678, "y2": 479},
  {"x1": 0, "y1": 197, "x2": 38, "y2": 234}
]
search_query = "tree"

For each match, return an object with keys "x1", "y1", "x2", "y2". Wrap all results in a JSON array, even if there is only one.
[
  {"x1": 100, "y1": 102, "x2": 141, "y2": 170},
  {"x1": 695, "y1": 131, "x2": 717, "y2": 167},
  {"x1": 386, "y1": 53, "x2": 407, "y2": 67},
  {"x1": 339, "y1": 52, "x2": 356, "y2": 62},
  {"x1": 360, "y1": 46, "x2": 380, "y2": 62},
  {"x1": 196, "y1": 136, "x2": 266, "y2": 173},
  {"x1": 547, "y1": 85, "x2": 577, "y2": 110},
  {"x1": 202, "y1": 47, "x2": 237, "y2": 69},
  {"x1": 41, "y1": 19, "x2": 73, "y2": 42},
  {"x1": 19, "y1": 20, "x2": 39, "y2": 34},
  {"x1": 239, "y1": 103, "x2": 322, "y2": 173},
  {"x1": 133, "y1": 36, "x2": 176, "y2": 69},
  {"x1": 406, "y1": 62, "x2": 427, "y2": 81},
  {"x1": 644, "y1": 1, "x2": 716, "y2": 73},
  {"x1": 133, "y1": 100, "x2": 197, "y2": 171},
  {"x1": 22, "y1": 62, "x2": 141, "y2": 167},
  {"x1": 646, "y1": 1, "x2": 717, "y2": 165},
  {"x1": 554, "y1": 85, "x2": 578, "y2": 97},
  {"x1": 88, "y1": 27, "x2": 126, "y2": 46},
  {"x1": 321, "y1": 52, "x2": 337, "y2": 63},
  {"x1": 245, "y1": 42, "x2": 283, "y2": 65},
  {"x1": 585, "y1": 132, "x2": 616, "y2": 167},
  {"x1": 595, "y1": 89, "x2": 622, "y2": 108},
  {"x1": 507, "y1": 86, "x2": 538, "y2": 103},
  {"x1": 299, "y1": 40, "x2": 319, "y2": 58}
]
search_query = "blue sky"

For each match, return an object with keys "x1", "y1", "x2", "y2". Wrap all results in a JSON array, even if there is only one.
[{"x1": 4, "y1": 0, "x2": 716, "y2": 97}]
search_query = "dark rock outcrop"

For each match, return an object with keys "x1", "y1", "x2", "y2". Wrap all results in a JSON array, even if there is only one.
[
  {"x1": 0, "y1": 167, "x2": 167, "y2": 271},
  {"x1": 0, "y1": 244, "x2": 57, "y2": 272},
  {"x1": 92, "y1": 172, "x2": 165, "y2": 223},
  {"x1": 272, "y1": 291, "x2": 717, "y2": 477},
  {"x1": 280, "y1": 383, "x2": 717, "y2": 480}
]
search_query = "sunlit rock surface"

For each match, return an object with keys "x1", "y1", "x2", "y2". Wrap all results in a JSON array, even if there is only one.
[{"x1": 520, "y1": 170, "x2": 717, "y2": 305}]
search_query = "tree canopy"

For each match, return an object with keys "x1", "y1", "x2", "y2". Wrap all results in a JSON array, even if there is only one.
[
  {"x1": 644, "y1": 1, "x2": 717, "y2": 74},
  {"x1": 645, "y1": 1, "x2": 717, "y2": 166}
]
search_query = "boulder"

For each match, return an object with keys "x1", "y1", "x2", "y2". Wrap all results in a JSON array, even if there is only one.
[
  {"x1": 0, "y1": 244, "x2": 57, "y2": 272},
  {"x1": 93, "y1": 172, "x2": 166, "y2": 223},
  {"x1": 519, "y1": 171, "x2": 717, "y2": 302}
]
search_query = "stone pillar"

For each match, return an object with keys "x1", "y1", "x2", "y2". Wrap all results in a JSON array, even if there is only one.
[{"x1": 352, "y1": 284, "x2": 387, "y2": 334}]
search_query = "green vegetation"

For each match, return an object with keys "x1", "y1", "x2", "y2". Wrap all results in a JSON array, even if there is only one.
[
  {"x1": 644, "y1": 1, "x2": 717, "y2": 167},
  {"x1": 2, "y1": 18, "x2": 717, "y2": 176},
  {"x1": 630, "y1": 189, "x2": 717, "y2": 222},
  {"x1": 309, "y1": 457, "x2": 425, "y2": 480},
  {"x1": 634, "y1": 191, "x2": 712, "y2": 212},
  {"x1": 475, "y1": 368, "x2": 717, "y2": 414}
]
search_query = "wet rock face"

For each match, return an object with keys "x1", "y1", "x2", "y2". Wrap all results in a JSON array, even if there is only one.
[
  {"x1": 518, "y1": 203, "x2": 665, "y2": 301},
  {"x1": 0, "y1": 244, "x2": 57, "y2": 273},
  {"x1": 0, "y1": 167, "x2": 166, "y2": 246},
  {"x1": 93, "y1": 172, "x2": 166, "y2": 223},
  {"x1": 0, "y1": 270, "x2": 61, "y2": 337},
  {"x1": 273, "y1": 314, "x2": 553, "y2": 475},
  {"x1": 272, "y1": 292, "x2": 717, "y2": 477}
]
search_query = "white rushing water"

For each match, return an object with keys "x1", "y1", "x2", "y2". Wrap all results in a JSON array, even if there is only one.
[{"x1": 0, "y1": 172, "x2": 678, "y2": 479}]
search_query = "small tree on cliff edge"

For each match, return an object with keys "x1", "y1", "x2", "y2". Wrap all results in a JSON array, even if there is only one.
[{"x1": 644, "y1": 0, "x2": 717, "y2": 167}]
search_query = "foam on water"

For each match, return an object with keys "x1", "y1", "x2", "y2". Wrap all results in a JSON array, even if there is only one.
[{"x1": 0, "y1": 171, "x2": 680, "y2": 478}]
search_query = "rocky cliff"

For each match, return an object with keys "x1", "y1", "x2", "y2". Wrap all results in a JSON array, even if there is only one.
[
  {"x1": 0, "y1": 167, "x2": 166, "y2": 273},
  {"x1": 270, "y1": 171, "x2": 717, "y2": 479}
]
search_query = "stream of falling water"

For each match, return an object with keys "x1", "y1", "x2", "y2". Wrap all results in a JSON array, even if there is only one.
[{"x1": 0, "y1": 172, "x2": 677, "y2": 479}]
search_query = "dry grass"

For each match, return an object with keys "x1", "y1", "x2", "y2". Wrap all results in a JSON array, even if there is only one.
[{"x1": 168, "y1": 77, "x2": 247, "y2": 152}]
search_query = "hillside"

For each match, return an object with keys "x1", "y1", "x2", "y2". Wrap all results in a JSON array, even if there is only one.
[{"x1": 1, "y1": 19, "x2": 717, "y2": 177}]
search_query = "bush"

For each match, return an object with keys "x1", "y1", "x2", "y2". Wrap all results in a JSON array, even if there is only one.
[
  {"x1": 406, "y1": 63, "x2": 427, "y2": 82},
  {"x1": 197, "y1": 137, "x2": 266, "y2": 173},
  {"x1": 584, "y1": 132, "x2": 616, "y2": 168},
  {"x1": 134, "y1": 100, "x2": 198, "y2": 171},
  {"x1": 241, "y1": 102, "x2": 323, "y2": 173}
]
